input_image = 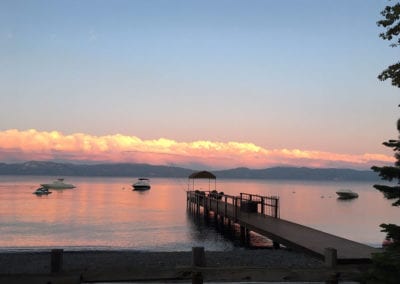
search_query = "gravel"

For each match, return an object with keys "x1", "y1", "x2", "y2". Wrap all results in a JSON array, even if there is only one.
[{"x1": 0, "y1": 248, "x2": 324, "y2": 274}]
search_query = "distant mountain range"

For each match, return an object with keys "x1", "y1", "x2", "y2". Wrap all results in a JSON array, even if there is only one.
[{"x1": 0, "y1": 161, "x2": 380, "y2": 181}]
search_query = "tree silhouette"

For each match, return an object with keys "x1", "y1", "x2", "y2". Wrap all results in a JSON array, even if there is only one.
[
  {"x1": 377, "y1": 1, "x2": 400, "y2": 88},
  {"x1": 368, "y1": 1, "x2": 400, "y2": 283},
  {"x1": 371, "y1": 0, "x2": 400, "y2": 246}
]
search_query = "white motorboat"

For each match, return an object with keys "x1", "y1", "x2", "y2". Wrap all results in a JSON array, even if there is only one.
[
  {"x1": 33, "y1": 187, "x2": 52, "y2": 195},
  {"x1": 132, "y1": 178, "x2": 151, "y2": 190},
  {"x1": 40, "y1": 178, "x2": 76, "y2": 189},
  {"x1": 336, "y1": 189, "x2": 358, "y2": 199}
]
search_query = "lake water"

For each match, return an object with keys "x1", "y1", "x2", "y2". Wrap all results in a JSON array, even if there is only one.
[{"x1": 0, "y1": 176, "x2": 399, "y2": 251}]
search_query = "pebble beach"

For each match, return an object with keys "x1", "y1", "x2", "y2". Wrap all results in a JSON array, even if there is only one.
[{"x1": 0, "y1": 248, "x2": 324, "y2": 274}]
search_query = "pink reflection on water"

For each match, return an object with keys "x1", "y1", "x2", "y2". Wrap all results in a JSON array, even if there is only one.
[{"x1": 0, "y1": 176, "x2": 399, "y2": 249}]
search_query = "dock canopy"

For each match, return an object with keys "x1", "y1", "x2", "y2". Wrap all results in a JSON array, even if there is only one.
[
  {"x1": 188, "y1": 171, "x2": 216, "y2": 191},
  {"x1": 188, "y1": 171, "x2": 216, "y2": 179}
]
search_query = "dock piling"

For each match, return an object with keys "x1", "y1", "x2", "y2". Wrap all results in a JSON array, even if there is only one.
[
  {"x1": 191, "y1": 247, "x2": 205, "y2": 284},
  {"x1": 324, "y1": 247, "x2": 337, "y2": 268},
  {"x1": 50, "y1": 249, "x2": 64, "y2": 273},
  {"x1": 192, "y1": 246, "x2": 206, "y2": 267}
]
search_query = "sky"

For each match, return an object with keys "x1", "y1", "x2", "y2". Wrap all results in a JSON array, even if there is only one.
[{"x1": 0, "y1": 0, "x2": 398, "y2": 170}]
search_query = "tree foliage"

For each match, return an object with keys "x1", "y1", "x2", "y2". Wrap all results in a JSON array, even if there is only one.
[
  {"x1": 377, "y1": 1, "x2": 400, "y2": 87},
  {"x1": 371, "y1": 0, "x2": 400, "y2": 237},
  {"x1": 368, "y1": 2, "x2": 400, "y2": 282},
  {"x1": 368, "y1": 249, "x2": 400, "y2": 284}
]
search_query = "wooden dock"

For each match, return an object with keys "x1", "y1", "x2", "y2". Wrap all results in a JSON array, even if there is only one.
[{"x1": 187, "y1": 191, "x2": 380, "y2": 263}]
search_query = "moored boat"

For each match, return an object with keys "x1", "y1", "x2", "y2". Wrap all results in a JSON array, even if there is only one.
[
  {"x1": 40, "y1": 178, "x2": 76, "y2": 189},
  {"x1": 33, "y1": 187, "x2": 52, "y2": 195},
  {"x1": 336, "y1": 189, "x2": 358, "y2": 199},
  {"x1": 132, "y1": 178, "x2": 151, "y2": 190}
]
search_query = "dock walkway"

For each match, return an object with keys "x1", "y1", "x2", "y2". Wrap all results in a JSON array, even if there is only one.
[{"x1": 187, "y1": 191, "x2": 380, "y2": 262}]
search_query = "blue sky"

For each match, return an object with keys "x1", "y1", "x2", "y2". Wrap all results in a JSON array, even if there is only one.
[{"x1": 0, "y1": 0, "x2": 398, "y2": 168}]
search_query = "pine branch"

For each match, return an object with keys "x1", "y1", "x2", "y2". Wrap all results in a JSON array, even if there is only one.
[
  {"x1": 378, "y1": 62, "x2": 400, "y2": 88},
  {"x1": 381, "y1": 223, "x2": 400, "y2": 245},
  {"x1": 373, "y1": 184, "x2": 400, "y2": 206},
  {"x1": 371, "y1": 165, "x2": 400, "y2": 181}
]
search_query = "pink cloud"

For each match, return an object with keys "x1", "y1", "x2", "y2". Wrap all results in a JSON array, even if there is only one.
[{"x1": 0, "y1": 129, "x2": 394, "y2": 169}]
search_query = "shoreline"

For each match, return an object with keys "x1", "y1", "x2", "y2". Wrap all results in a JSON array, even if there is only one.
[
  {"x1": 0, "y1": 248, "x2": 324, "y2": 274},
  {"x1": 0, "y1": 248, "x2": 371, "y2": 283}
]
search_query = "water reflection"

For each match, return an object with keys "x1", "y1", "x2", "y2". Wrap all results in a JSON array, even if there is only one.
[
  {"x1": 186, "y1": 212, "x2": 234, "y2": 251},
  {"x1": 0, "y1": 176, "x2": 398, "y2": 250},
  {"x1": 336, "y1": 197, "x2": 358, "y2": 202},
  {"x1": 186, "y1": 211, "x2": 275, "y2": 249}
]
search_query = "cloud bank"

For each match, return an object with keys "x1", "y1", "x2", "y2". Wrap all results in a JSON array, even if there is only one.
[{"x1": 0, "y1": 129, "x2": 394, "y2": 170}]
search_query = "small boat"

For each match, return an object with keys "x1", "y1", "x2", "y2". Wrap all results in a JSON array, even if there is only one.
[
  {"x1": 40, "y1": 178, "x2": 76, "y2": 189},
  {"x1": 132, "y1": 178, "x2": 151, "y2": 190},
  {"x1": 336, "y1": 189, "x2": 359, "y2": 199},
  {"x1": 33, "y1": 187, "x2": 52, "y2": 195}
]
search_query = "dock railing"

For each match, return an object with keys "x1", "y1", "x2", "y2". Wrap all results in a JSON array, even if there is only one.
[
  {"x1": 240, "y1": 193, "x2": 280, "y2": 218},
  {"x1": 187, "y1": 190, "x2": 280, "y2": 219}
]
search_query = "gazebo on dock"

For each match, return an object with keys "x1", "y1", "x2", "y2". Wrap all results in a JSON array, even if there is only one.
[{"x1": 187, "y1": 170, "x2": 216, "y2": 191}]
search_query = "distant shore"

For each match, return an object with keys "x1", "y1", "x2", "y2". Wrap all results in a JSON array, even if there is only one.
[{"x1": 0, "y1": 161, "x2": 379, "y2": 181}]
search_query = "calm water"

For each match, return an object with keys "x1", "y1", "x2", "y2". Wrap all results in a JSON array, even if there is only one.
[{"x1": 0, "y1": 176, "x2": 399, "y2": 251}]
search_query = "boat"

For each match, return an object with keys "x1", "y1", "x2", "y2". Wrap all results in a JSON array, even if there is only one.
[
  {"x1": 132, "y1": 178, "x2": 151, "y2": 190},
  {"x1": 33, "y1": 187, "x2": 52, "y2": 195},
  {"x1": 40, "y1": 178, "x2": 76, "y2": 189},
  {"x1": 336, "y1": 189, "x2": 359, "y2": 199}
]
